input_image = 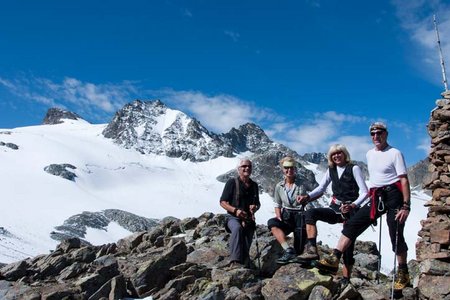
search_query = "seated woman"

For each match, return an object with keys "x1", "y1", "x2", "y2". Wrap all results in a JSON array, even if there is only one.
[
  {"x1": 267, "y1": 156, "x2": 307, "y2": 264},
  {"x1": 297, "y1": 144, "x2": 368, "y2": 283}
]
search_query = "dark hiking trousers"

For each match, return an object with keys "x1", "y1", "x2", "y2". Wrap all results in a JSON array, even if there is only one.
[
  {"x1": 342, "y1": 185, "x2": 408, "y2": 255},
  {"x1": 267, "y1": 208, "x2": 306, "y2": 254},
  {"x1": 227, "y1": 216, "x2": 254, "y2": 263},
  {"x1": 304, "y1": 207, "x2": 355, "y2": 265}
]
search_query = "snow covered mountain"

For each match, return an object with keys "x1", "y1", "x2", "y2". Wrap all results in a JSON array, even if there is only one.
[
  {"x1": 0, "y1": 100, "x2": 430, "y2": 274},
  {"x1": 103, "y1": 100, "x2": 234, "y2": 161}
]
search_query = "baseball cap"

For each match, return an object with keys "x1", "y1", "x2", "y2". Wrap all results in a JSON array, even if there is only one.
[
  {"x1": 282, "y1": 161, "x2": 295, "y2": 168},
  {"x1": 369, "y1": 122, "x2": 387, "y2": 132}
]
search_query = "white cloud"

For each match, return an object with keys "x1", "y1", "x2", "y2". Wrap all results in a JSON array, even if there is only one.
[
  {"x1": 155, "y1": 89, "x2": 279, "y2": 133},
  {"x1": 417, "y1": 136, "x2": 431, "y2": 156},
  {"x1": 268, "y1": 111, "x2": 369, "y2": 157},
  {"x1": 0, "y1": 76, "x2": 137, "y2": 121},
  {"x1": 0, "y1": 78, "x2": 16, "y2": 90},
  {"x1": 392, "y1": 0, "x2": 450, "y2": 85},
  {"x1": 321, "y1": 111, "x2": 366, "y2": 123},
  {"x1": 333, "y1": 135, "x2": 373, "y2": 162}
]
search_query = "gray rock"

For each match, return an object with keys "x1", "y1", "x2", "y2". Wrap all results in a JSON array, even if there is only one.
[
  {"x1": 0, "y1": 142, "x2": 19, "y2": 150},
  {"x1": 58, "y1": 262, "x2": 87, "y2": 281},
  {"x1": 116, "y1": 232, "x2": 146, "y2": 253},
  {"x1": 87, "y1": 274, "x2": 127, "y2": 300},
  {"x1": 44, "y1": 163, "x2": 77, "y2": 181},
  {"x1": 262, "y1": 264, "x2": 333, "y2": 300},
  {"x1": 309, "y1": 285, "x2": 333, "y2": 300},
  {"x1": 103, "y1": 209, "x2": 158, "y2": 232},
  {"x1": 56, "y1": 237, "x2": 82, "y2": 253},
  {"x1": 1, "y1": 260, "x2": 31, "y2": 281},
  {"x1": 418, "y1": 258, "x2": 450, "y2": 276},
  {"x1": 353, "y1": 253, "x2": 379, "y2": 271},
  {"x1": 51, "y1": 209, "x2": 157, "y2": 245},
  {"x1": 131, "y1": 240, "x2": 187, "y2": 297},
  {"x1": 0, "y1": 212, "x2": 431, "y2": 299},
  {"x1": 42, "y1": 107, "x2": 82, "y2": 125}
]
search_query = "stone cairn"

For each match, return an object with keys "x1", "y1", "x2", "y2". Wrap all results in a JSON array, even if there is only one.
[{"x1": 417, "y1": 90, "x2": 450, "y2": 299}]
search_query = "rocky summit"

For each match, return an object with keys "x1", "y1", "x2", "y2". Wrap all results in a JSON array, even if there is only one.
[
  {"x1": 43, "y1": 108, "x2": 83, "y2": 125},
  {"x1": 0, "y1": 212, "x2": 417, "y2": 300},
  {"x1": 102, "y1": 99, "x2": 234, "y2": 162},
  {"x1": 101, "y1": 99, "x2": 311, "y2": 164}
]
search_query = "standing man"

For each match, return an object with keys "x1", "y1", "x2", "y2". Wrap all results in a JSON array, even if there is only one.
[
  {"x1": 317, "y1": 122, "x2": 411, "y2": 292},
  {"x1": 220, "y1": 158, "x2": 260, "y2": 268}
]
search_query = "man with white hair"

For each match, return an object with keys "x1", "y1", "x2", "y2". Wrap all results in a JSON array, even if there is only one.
[{"x1": 220, "y1": 158, "x2": 260, "y2": 268}]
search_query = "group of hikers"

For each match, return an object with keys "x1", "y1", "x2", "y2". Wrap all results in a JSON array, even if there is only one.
[{"x1": 219, "y1": 121, "x2": 412, "y2": 293}]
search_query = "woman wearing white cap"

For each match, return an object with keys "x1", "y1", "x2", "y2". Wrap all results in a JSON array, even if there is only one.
[{"x1": 267, "y1": 156, "x2": 307, "y2": 264}]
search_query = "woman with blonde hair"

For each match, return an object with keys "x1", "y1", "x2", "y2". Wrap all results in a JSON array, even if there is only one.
[
  {"x1": 267, "y1": 156, "x2": 307, "y2": 264},
  {"x1": 297, "y1": 144, "x2": 368, "y2": 285}
]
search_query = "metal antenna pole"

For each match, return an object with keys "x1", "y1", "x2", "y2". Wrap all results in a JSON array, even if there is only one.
[{"x1": 434, "y1": 14, "x2": 449, "y2": 92}]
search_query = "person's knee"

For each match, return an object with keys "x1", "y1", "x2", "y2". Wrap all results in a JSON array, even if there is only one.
[
  {"x1": 228, "y1": 222, "x2": 243, "y2": 234},
  {"x1": 267, "y1": 218, "x2": 277, "y2": 230},
  {"x1": 393, "y1": 241, "x2": 408, "y2": 254},
  {"x1": 341, "y1": 228, "x2": 354, "y2": 240},
  {"x1": 304, "y1": 212, "x2": 316, "y2": 225}
]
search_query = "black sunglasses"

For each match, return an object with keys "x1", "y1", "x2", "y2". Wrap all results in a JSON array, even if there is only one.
[
  {"x1": 240, "y1": 165, "x2": 252, "y2": 169},
  {"x1": 283, "y1": 166, "x2": 294, "y2": 169},
  {"x1": 370, "y1": 130, "x2": 385, "y2": 136}
]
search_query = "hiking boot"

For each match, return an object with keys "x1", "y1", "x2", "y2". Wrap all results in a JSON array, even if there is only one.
[
  {"x1": 338, "y1": 277, "x2": 350, "y2": 288},
  {"x1": 298, "y1": 244, "x2": 319, "y2": 260},
  {"x1": 276, "y1": 247, "x2": 297, "y2": 265},
  {"x1": 316, "y1": 253, "x2": 339, "y2": 274},
  {"x1": 393, "y1": 269, "x2": 411, "y2": 291},
  {"x1": 226, "y1": 261, "x2": 245, "y2": 270}
]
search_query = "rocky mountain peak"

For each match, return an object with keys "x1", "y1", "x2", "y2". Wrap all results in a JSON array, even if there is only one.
[
  {"x1": 102, "y1": 99, "x2": 234, "y2": 162},
  {"x1": 407, "y1": 158, "x2": 431, "y2": 190},
  {"x1": 221, "y1": 122, "x2": 273, "y2": 154},
  {"x1": 301, "y1": 152, "x2": 327, "y2": 165},
  {"x1": 42, "y1": 108, "x2": 83, "y2": 125}
]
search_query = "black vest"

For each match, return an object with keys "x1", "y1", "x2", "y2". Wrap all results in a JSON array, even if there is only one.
[{"x1": 329, "y1": 164, "x2": 359, "y2": 202}]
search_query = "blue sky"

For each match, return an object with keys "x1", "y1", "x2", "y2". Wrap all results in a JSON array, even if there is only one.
[{"x1": 1, "y1": 0, "x2": 449, "y2": 165}]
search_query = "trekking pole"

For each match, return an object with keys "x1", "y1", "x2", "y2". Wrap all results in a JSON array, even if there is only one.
[
  {"x1": 391, "y1": 219, "x2": 400, "y2": 300},
  {"x1": 377, "y1": 214, "x2": 382, "y2": 284},
  {"x1": 254, "y1": 227, "x2": 261, "y2": 274}
]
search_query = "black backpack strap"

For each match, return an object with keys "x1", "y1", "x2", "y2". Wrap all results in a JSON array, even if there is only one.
[{"x1": 234, "y1": 177, "x2": 240, "y2": 207}]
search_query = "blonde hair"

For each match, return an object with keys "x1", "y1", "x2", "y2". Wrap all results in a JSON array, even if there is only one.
[
  {"x1": 327, "y1": 144, "x2": 351, "y2": 167},
  {"x1": 279, "y1": 156, "x2": 296, "y2": 168}
]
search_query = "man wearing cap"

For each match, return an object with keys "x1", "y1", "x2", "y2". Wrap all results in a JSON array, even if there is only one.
[
  {"x1": 267, "y1": 156, "x2": 307, "y2": 264},
  {"x1": 316, "y1": 122, "x2": 411, "y2": 292}
]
